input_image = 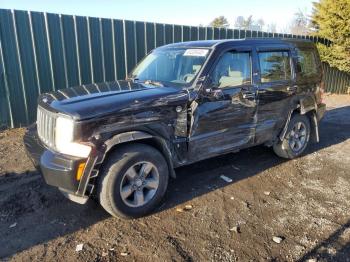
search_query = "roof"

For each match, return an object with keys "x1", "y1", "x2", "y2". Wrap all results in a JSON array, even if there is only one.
[{"x1": 160, "y1": 38, "x2": 314, "y2": 49}]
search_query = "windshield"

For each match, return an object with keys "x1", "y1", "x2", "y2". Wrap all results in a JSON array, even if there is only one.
[{"x1": 130, "y1": 48, "x2": 210, "y2": 86}]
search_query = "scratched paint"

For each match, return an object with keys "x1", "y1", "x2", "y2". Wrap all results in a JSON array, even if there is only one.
[{"x1": 24, "y1": 38, "x2": 326, "y2": 201}]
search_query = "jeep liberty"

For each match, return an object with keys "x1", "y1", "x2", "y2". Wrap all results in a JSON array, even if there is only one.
[{"x1": 24, "y1": 39, "x2": 326, "y2": 218}]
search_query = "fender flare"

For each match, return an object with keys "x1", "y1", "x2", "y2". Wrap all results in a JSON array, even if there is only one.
[
  {"x1": 104, "y1": 131, "x2": 153, "y2": 152},
  {"x1": 102, "y1": 131, "x2": 176, "y2": 178},
  {"x1": 299, "y1": 96, "x2": 318, "y2": 115},
  {"x1": 279, "y1": 98, "x2": 319, "y2": 142}
]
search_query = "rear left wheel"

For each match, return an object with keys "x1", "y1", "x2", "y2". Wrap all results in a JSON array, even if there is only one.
[{"x1": 273, "y1": 114, "x2": 311, "y2": 159}]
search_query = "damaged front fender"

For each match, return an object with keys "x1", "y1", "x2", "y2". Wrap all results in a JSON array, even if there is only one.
[{"x1": 99, "y1": 130, "x2": 177, "y2": 178}]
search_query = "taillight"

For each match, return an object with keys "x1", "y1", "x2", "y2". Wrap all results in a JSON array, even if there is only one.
[
  {"x1": 320, "y1": 80, "x2": 325, "y2": 93},
  {"x1": 320, "y1": 80, "x2": 325, "y2": 103}
]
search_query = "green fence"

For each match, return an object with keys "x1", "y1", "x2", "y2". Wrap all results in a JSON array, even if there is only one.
[
  {"x1": 0, "y1": 9, "x2": 346, "y2": 128},
  {"x1": 322, "y1": 63, "x2": 350, "y2": 94}
]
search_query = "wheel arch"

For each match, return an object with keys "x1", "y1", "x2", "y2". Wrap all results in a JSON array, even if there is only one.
[
  {"x1": 279, "y1": 97, "x2": 319, "y2": 143},
  {"x1": 101, "y1": 131, "x2": 176, "y2": 178}
]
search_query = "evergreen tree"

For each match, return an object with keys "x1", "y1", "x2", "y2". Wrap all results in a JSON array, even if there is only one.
[
  {"x1": 311, "y1": 0, "x2": 350, "y2": 73},
  {"x1": 209, "y1": 16, "x2": 229, "y2": 28}
]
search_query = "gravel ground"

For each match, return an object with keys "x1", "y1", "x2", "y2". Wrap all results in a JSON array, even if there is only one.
[{"x1": 0, "y1": 94, "x2": 350, "y2": 262}]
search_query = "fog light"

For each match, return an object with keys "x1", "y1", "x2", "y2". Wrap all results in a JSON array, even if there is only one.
[{"x1": 76, "y1": 162, "x2": 86, "y2": 181}]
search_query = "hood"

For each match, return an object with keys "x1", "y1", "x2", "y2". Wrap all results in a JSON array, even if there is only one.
[{"x1": 38, "y1": 80, "x2": 189, "y2": 120}]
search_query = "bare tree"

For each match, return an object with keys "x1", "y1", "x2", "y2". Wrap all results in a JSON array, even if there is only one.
[
  {"x1": 243, "y1": 15, "x2": 253, "y2": 30},
  {"x1": 266, "y1": 23, "x2": 277, "y2": 33},
  {"x1": 234, "y1": 15, "x2": 253, "y2": 30},
  {"x1": 234, "y1": 16, "x2": 245, "y2": 29},
  {"x1": 256, "y1": 18, "x2": 265, "y2": 31},
  {"x1": 234, "y1": 16, "x2": 266, "y2": 31},
  {"x1": 289, "y1": 9, "x2": 310, "y2": 35}
]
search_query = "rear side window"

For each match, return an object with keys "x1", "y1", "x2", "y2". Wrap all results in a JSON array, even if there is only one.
[
  {"x1": 259, "y1": 51, "x2": 291, "y2": 83},
  {"x1": 297, "y1": 50, "x2": 318, "y2": 76}
]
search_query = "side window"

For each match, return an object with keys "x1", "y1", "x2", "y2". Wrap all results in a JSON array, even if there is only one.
[
  {"x1": 259, "y1": 51, "x2": 291, "y2": 83},
  {"x1": 210, "y1": 51, "x2": 251, "y2": 88},
  {"x1": 297, "y1": 49, "x2": 318, "y2": 76}
]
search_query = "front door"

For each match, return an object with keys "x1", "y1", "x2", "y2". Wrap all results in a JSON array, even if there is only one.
[{"x1": 188, "y1": 48, "x2": 258, "y2": 162}]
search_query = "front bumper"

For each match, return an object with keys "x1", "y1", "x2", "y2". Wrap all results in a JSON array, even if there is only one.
[{"x1": 24, "y1": 124, "x2": 93, "y2": 204}]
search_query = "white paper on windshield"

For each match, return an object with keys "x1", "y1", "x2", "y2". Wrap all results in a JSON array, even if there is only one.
[{"x1": 183, "y1": 49, "x2": 209, "y2": 57}]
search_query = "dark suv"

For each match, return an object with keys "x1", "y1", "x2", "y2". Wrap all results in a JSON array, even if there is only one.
[{"x1": 24, "y1": 38, "x2": 326, "y2": 218}]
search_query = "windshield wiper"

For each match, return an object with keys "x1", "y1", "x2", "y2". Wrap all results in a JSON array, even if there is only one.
[
  {"x1": 126, "y1": 77, "x2": 163, "y2": 87},
  {"x1": 126, "y1": 76, "x2": 139, "y2": 82},
  {"x1": 140, "y1": 80, "x2": 164, "y2": 87}
]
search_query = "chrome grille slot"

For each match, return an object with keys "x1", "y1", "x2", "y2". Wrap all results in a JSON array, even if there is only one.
[{"x1": 37, "y1": 106, "x2": 56, "y2": 148}]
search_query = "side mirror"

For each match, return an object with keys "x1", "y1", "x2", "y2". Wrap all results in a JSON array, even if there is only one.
[
  {"x1": 195, "y1": 75, "x2": 207, "y2": 89},
  {"x1": 197, "y1": 75, "x2": 216, "y2": 90},
  {"x1": 204, "y1": 86, "x2": 224, "y2": 99},
  {"x1": 200, "y1": 75, "x2": 224, "y2": 98},
  {"x1": 197, "y1": 75, "x2": 223, "y2": 99},
  {"x1": 296, "y1": 63, "x2": 302, "y2": 73}
]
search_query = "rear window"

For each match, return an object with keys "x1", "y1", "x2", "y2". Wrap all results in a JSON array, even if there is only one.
[
  {"x1": 297, "y1": 49, "x2": 318, "y2": 76},
  {"x1": 259, "y1": 51, "x2": 291, "y2": 83}
]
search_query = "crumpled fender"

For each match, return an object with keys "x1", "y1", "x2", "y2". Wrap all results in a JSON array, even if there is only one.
[
  {"x1": 104, "y1": 131, "x2": 153, "y2": 152},
  {"x1": 101, "y1": 131, "x2": 176, "y2": 178}
]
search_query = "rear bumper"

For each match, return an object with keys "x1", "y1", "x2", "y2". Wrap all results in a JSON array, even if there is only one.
[
  {"x1": 317, "y1": 103, "x2": 326, "y2": 121},
  {"x1": 24, "y1": 124, "x2": 92, "y2": 204}
]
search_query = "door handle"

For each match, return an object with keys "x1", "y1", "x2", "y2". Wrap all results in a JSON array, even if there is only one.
[
  {"x1": 287, "y1": 86, "x2": 298, "y2": 92},
  {"x1": 242, "y1": 92, "x2": 256, "y2": 99}
]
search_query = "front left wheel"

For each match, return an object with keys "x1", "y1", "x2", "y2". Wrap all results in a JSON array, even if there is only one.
[{"x1": 97, "y1": 143, "x2": 169, "y2": 218}]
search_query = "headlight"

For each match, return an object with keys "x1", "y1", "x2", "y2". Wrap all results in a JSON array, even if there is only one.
[{"x1": 55, "y1": 116, "x2": 91, "y2": 158}]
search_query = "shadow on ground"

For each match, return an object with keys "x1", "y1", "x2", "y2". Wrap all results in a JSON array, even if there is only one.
[
  {"x1": 161, "y1": 106, "x2": 350, "y2": 211},
  {"x1": 0, "y1": 106, "x2": 349, "y2": 259},
  {"x1": 297, "y1": 219, "x2": 350, "y2": 261}
]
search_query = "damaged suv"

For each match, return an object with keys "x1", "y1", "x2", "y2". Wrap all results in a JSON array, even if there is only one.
[{"x1": 25, "y1": 39, "x2": 326, "y2": 218}]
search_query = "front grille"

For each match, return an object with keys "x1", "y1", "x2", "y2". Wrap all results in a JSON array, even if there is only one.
[{"x1": 37, "y1": 106, "x2": 57, "y2": 148}]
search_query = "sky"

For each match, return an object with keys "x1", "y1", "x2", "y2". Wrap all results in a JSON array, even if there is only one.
[{"x1": 0, "y1": 0, "x2": 315, "y2": 32}]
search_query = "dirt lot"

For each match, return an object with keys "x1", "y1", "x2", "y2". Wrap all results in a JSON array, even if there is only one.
[{"x1": 0, "y1": 94, "x2": 350, "y2": 262}]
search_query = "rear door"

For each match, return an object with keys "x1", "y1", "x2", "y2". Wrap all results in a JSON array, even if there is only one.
[{"x1": 255, "y1": 47, "x2": 296, "y2": 144}]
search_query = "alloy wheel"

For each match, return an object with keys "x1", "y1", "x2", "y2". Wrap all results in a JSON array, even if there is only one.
[
  {"x1": 288, "y1": 121, "x2": 307, "y2": 152},
  {"x1": 119, "y1": 161, "x2": 160, "y2": 207}
]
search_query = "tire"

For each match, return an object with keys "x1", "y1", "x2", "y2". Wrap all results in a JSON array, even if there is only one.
[
  {"x1": 97, "y1": 143, "x2": 169, "y2": 218},
  {"x1": 273, "y1": 114, "x2": 311, "y2": 159}
]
